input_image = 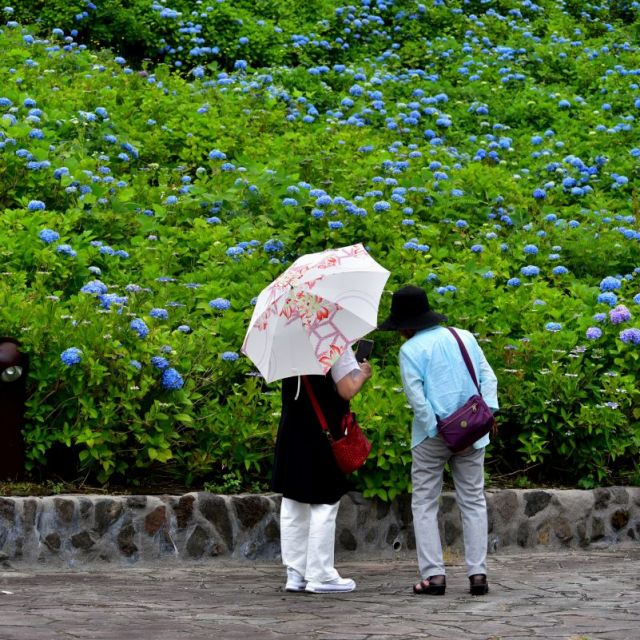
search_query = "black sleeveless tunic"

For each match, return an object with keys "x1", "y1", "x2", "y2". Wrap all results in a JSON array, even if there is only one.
[{"x1": 271, "y1": 374, "x2": 352, "y2": 504}]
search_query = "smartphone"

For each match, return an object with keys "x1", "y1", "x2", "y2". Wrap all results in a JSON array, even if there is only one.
[{"x1": 355, "y1": 339, "x2": 374, "y2": 363}]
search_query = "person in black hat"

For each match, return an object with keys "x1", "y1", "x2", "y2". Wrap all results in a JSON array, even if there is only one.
[{"x1": 379, "y1": 285, "x2": 499, "y2": 597}]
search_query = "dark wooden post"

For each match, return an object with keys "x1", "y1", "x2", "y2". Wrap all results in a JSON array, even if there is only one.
[{"x1": 0, "y1": 337, "x2": 29, "y2": 479}]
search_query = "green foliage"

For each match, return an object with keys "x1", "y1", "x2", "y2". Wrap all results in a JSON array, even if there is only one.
[{"x1": 1, "y1": 0, "x2": 640, "y2": 496}]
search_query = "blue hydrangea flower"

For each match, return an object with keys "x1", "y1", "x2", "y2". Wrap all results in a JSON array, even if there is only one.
[
  {"x1": 130, "y1": 360, "x2": 142, "y2": 370},
  {"x1": 470, "y1": 244, "x2": 484, "y2": 253},
  {"x1": 599, "y1": 276, "x2": 621, "y2": 291},
  {"x1": 130, "y1": 318, "x2": 149, "y2": 338},
  {"x1": 56, "y1": 244, "x2": 77, "y2": 257},
  {"x1": 373, "y1": 201, "x2": 391, "y2": 212},
  {"x1": 597, "y1": 292, "x2": 618, "y2": 306},
  {"x1": 28, "y1": 200, "x2": 46, "y2": 211},
  {"x1": 532, "y1": 188, "x2": 546, "y2": 200},
  {"x1": 619, "y1": 328, "x2": 640, "y2": 345},
  {"x1": 208, "y1": 149, "x2": 226, "y2": 160},
  {"x1": 586, "y1": 327, "x2": 602, "y2": 340},
  {"x1": 149, "y1": 308, "x2": 168, "y2": 320},
  {"x1": 455, "y1": 220, "x2": 468, "y2": 229},
  {"x1": 221, "y1": 351, "x2": 239, "y2": 361},
  {"x1": 521, "y1": 265, "x2": 540, "y2": 277},
  {"x1": 282, "y1": 197, "x2": 298, "y2": 207},
  {"x1": 328, "y1": 221, "x2": 343, "y2": 230},
  {"x1": 38, "y1": 229, "x2": 60, "y2": 244},
  {"x1": 151, "y1": 356, "x2": 169, "y2": 370},
  {"x1": 209, "y1": 298, "x2": 231, "y2": 311},
  {"x1": 593, "y1": 313, "x2": 607, "y2": 323},
  {"x1": 523, "y1": 244, "x2": 539, "y2": 255},
  {"x1": 545, "y1": 322, "x2": 562, "y2": 332},
  {"x1": 507, "y1": 278, "x2": 521, "y2": 287},
  {"x1": 633, "y1": 294, "x2": 640, "y2": 305},
  {"x1": 177, "y1": 325, "x2": 191, "y2": 333},
  {"x1": 60, "y1": 347, "x2": 82, "y2": 366},
  {"x1": 552, "y1": 266, "x2": 569, "y2": 275},
  {"x1": 161, "y1": 367, "x2": 184, "y2": 390}
]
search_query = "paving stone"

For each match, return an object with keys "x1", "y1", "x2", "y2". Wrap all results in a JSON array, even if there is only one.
[{"x1": 0, "y1": 550, "x2": 638, "y2": 640}]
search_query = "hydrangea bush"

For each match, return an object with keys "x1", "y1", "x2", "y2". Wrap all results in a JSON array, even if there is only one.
[{"x1": 1, "y1": 0, "x2": 640, "y2": 495}]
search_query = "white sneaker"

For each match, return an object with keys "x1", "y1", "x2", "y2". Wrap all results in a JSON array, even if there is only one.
[
  {"x1": 285, "y1": 567, "x2": 307, "y2": 592},
  {"x1": 305, "y1": 577, "x2": 356, "y2": 594}
]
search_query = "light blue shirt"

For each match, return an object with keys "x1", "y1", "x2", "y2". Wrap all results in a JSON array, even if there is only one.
[{"x1": 399, "y1": 325, "x2": 499, "y2": 450}]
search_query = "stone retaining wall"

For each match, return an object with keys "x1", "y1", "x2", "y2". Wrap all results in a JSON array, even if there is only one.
[{"x1": 0, "y1": 488, "x2": 638, "y2": 565}]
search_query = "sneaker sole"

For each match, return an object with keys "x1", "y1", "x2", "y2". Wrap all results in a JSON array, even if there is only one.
[{"x1": 305, "y1": 586, "x2": 356, "y2": 594}]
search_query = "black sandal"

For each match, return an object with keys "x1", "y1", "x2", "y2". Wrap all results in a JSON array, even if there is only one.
[
  {"x1": 469, "y1": 574, "x2": 489, "y2": 595},
  {"x1": 413, "y1": 575, "x2": 446, "y2": 595}
]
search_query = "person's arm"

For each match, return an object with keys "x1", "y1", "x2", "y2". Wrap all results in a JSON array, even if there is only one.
[
  {"x1": 399, "y1": 348, "x2": 437, "y2": 433},
  {"x1": 335, "y1": 361, "x2": 371, "y2": 400}
]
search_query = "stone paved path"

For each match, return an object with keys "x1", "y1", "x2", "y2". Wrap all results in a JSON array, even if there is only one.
[{"x1": 0, "y1": 549, "x2": 638, "y2": 639}]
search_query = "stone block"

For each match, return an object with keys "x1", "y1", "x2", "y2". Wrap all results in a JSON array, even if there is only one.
[
  {"x1": 551, "y1": 517, "x2": 573, "y2": 544},
  {"x1": 54, "y1": 498, "x2": 75, "y2": 525},
  {"x1": 611, "y1": 509, "x2": 629, "y2": 531},
  {"x1": 23, "y1": 499, "x2": 37, "y2": 531},
  {"x1": 610, "y1": 487, "x2": 629, "y2": 505},
  {"x1": 117, "y1": 523, "x2": 137, "y2": 557},
  {"x1": 186, "y1": 525, "x2": 210, "y2": 559},
  {"x1": 144, "y1": 506, "x2": 167, "y2": 536},
  {"x1": 264, "y1": 518, "x2": 279, "y2": 543},
  {"x1": 524, "y1": 491, "x2": 552, "y2": 517},
  {"x1": 43, "y1": 532, "x2": 61, "y2": 552},
  {"x1": 232, "y1": 496, "x2": 270, "y2": 529},
  {"x1": 493, "y1": 490, "x2": 519, "y2": 522},
  {"x1": 0, "y1": 498, "x2": 16, "y2": 524},
  {"x1": 444, "y1": 519, "x2": 461, "y2": 546},
  {"x1": 126, "y1": 496, "x2": 148, "y2": 510},
  {"x1": 338, "y1": 528, "x2": 357, "y2": 551},
  {"x1": 593, "y1": 488, "x2": 610, "y2": 510},
  {"x1": 198, "y1": 494, "x2": 233, "y2": 550},
  {"x1": 71, "y1": 531, "x2": 96, "y2": 550},
  {"x1": 94, "y1": 499, "x2": 123, "y2": 536},
  {"x1": 517, "y1": 521, "x2": 530, "y2": 547},
  {"x1": 174, "y1": 495, "x2": 195, "y2": 529},
  {"x1": 591, "y1": 516, "x2": 605, "y2": 540}
]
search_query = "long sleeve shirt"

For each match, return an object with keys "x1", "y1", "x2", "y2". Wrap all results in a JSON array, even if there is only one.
[{"x1": 399, "y1": 325, "x2": 499, "y2": 450}]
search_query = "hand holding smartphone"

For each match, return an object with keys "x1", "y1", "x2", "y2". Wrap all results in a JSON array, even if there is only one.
[{"x1": 355, "y1": 338, "x2": 374, "y2": 363}]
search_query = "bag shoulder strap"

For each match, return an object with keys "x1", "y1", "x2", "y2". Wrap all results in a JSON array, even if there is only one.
[
  {"x1": 446, "y1": 327, "x2": 480, "y2": 393},
  {"x1": 302, "y1": 376, "x2": 329, "y2": 432}
]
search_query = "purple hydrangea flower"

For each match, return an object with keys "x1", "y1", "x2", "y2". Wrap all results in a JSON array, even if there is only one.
[
  {"x1": 619, "y1": 328, "x2": 640, "y2": 345},
  {"x1": 609, "y1": 305, "x2": 631, "y2": 325}
]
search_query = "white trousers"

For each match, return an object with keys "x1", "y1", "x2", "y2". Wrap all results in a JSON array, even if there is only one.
[{"x1": 280, "y1": 497, "x2": 340, "y2": 583}]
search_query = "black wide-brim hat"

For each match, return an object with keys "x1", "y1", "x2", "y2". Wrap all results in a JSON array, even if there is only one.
[{"x1": 378, "y1": 285, "x2": 447, "y2": 331}]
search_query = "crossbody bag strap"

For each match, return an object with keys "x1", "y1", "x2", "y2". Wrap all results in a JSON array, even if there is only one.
[
  {"x1": 446, "y1": 327, "x2": 481, "y2": 393},
  {"x1": 302, "y1": 375, "x2": 330, "y2": 434}
]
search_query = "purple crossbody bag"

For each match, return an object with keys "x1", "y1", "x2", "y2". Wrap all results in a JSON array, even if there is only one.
[{"x1": 436, "y1": 328, "x2": 495, "y2": 453}]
